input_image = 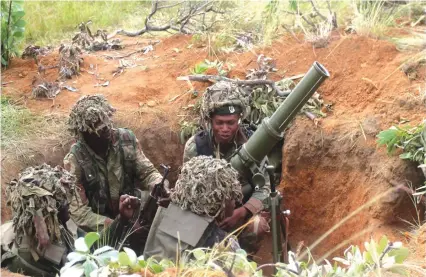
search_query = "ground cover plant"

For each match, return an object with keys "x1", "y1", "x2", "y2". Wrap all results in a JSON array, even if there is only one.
[{"x1": 60, "y1": 231, "x2": 415, "y2": 277}]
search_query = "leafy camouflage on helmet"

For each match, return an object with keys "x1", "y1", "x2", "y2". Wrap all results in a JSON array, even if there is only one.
[
  {"x1": 200, "y1": 81, "x2": 249, "y2": 122},
  {"x1": 171, "y1": 156, "x2": 243, "y2": 220},
  {"x1": 67, "y1": 94, "x2": 116, "y2": 136},
  {"x1": 6, "y1": 163, "x2": 77, "y2": 244}
]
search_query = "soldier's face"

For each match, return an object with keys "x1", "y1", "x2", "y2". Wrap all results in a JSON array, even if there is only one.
[{"x1": 212, "y1": 114, "x2": 240, "y2": 144}]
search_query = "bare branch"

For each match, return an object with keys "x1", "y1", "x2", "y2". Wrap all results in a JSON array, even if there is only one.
[
  {"x1": 309, "y1": 0, "x2": 328, "y2": 22},
  {"x1": 119, "y1": 0, "x2": 222, "y2": 37}
]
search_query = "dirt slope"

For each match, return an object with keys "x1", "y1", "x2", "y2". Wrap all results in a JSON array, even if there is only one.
[{"x1": 1, "y1": 32, "x2": 426, "y2": 267}]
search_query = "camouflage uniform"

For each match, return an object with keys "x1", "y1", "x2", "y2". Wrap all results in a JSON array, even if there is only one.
[
  {"x1": 64, "y1": 94, "x2": 163, "y2": 231},
  {"x1": 64, "y1": 128, "x2": 163, "y2": 231}
]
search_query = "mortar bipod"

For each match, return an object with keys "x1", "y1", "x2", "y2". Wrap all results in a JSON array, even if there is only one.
[{"x1": 265, "y1": 165, "x2": 291, "y2": 268}]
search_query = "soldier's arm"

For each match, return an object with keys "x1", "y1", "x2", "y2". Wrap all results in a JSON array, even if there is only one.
[
  {"x1": 64, "y1": 152, "x2": 112, "y2": 231},
  {"x1": 241, "y1": 178, "x2": 270, "y2": 215},
  {"x1": 133, "y1": 137, "x2": 163, "y2": 191},
  {"x1": 183, "y1": 135, "x2": 197, "y2": 163}
]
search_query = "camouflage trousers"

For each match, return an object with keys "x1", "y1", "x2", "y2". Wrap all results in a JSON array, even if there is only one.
[{"x1": 236, "y1": 212, "x2": 270, "y2": 255}]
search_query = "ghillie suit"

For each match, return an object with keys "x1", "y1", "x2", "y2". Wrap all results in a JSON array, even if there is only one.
[
  {"x1": 64, "y1": 94, "x2": 163, "y2": 232},
  {"x1": 72, "y1": 20, "x2": 123, "y2": 51},
  {"x1": 58, "y1": 44, "x2": 83, "y2": 79},
  {"x1": 144, "y1": 156, "x2": 242, "y2": 261},
  {"x1": 67, "y1": 94, "x2": 116, "y2": 137},
  {"x1": 1, "y1": 164, "x2": 79, "y2": 277}
]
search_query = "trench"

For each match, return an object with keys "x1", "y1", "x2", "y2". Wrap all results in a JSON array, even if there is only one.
[{"x1": 2, "y1": 112, "x2": 424, "y2": 266}]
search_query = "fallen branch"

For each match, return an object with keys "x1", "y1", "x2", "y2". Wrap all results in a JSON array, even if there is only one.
[
  {"x1": 102, "y1": 41, "x2": 160, "y2": 59},
  {"x1": 177, "y1": 74, "x2": 289, "y2": 96}
]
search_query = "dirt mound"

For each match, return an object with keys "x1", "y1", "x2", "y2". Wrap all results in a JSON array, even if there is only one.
[{"x1": 2, "y1": 31, "x2": 426, "y2": 266}]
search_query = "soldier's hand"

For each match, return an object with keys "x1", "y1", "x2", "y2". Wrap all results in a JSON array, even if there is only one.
[
  {"x1": 119, "y1": 194, "x2": 140, "y2": 220},
  {"x1": 219, "y1": 207, "x2": 248, "y2": 231}
]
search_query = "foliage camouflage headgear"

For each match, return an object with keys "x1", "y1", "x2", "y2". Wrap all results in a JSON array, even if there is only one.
[
  {"x1": 6, "y1": 163, "x2": 77, "y2": 243},
  {"x1": 200, "y1": 81, "x2": 249, "y2": 123},
  {"x1": 68, "y1": 94, "x2": 116, "y2": 136},
  {"x1": 171, "y1": 156, "x2": 243, "y2": 219}
]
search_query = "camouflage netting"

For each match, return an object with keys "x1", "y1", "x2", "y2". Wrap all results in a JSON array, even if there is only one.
[
  {"x1": 58, "y1": 44, "x2": 83, "y2": 79},
  {"x1": 200, "y1": 81, "x2": 250, "y2": 122},
  {"x1": 67, "y1": 94, "x2": 116, "y2": 136},
  {"x1": 72, "y1": 21, "x2": 123, "y2": 51},
  {"x1": 171, "y1": 156, "x2": 243, "y2": 219},
  {"x1": 32, "y1": 81, "x2": 60, "y2": 99},
  {"x1": 6, "y1": 164, "x2": 77, "y2": 243}
]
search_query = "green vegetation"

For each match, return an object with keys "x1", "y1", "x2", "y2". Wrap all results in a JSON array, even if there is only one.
[
  {"x1": 0, "y1": 96, "x2": 67, "y2": 155},
  {"x1": 377, "y1": 121, "x2": 426, "y2": 201},
  {"x1": 1, "y1": 96, "x2": 39, "y2": 148},
  {"x1": 62, "y1": 231, "x2": 417, "y2": 277},
  {"x1": 23, "y1": 1, "x2": 149, "y2": 46},
  {"x1": 1, "y1": 0, "x2": 26, "y2": 66},
  {"x1": 377, "y1": 121, "x2": 426, "y2": 164}
]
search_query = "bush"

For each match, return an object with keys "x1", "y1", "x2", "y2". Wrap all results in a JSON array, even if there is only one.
[{"x1": 1, "y1": 0, "x2": 26, "y2": 67}]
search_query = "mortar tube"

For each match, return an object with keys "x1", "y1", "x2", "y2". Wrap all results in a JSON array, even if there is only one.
[{"x1": 231, "y1": 62, "x2": 329, "y2": 176}]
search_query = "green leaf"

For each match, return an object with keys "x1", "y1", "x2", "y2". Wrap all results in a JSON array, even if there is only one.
[
  {"x1": 192, "y1": 248, "x2": 206, "y2": 260},
  {"x1": 84, "y1": 232, "x2": 100, "y2": 249},
  {"x1": 377, "y1": 235, "x2": 388, "y2": 254},
  {"x1": 138, "y1": 259, "x2": 147, "y2": 268},
  {"x1": 11, "y1": 10, "x2": 25, "y2": 20},
  {"x1": 149, "y1": 263, "x2": 164, "y2": 274},
  {"x1": 1, "y1": 56, "x2": 8, "y2": 66},
  {"x1": 289, "y1": 0, "x2": 297, "y2": 11},
  {"x1": 389, "y1": 247, "x2": 409, "y2": 263},
  {"x1": 118, "y1": 252, "x2": 131, "y2": 266},
  {"x1": 123, "y1": 247, "x2": 137, "y2": 266},
  {"x1": 83, "y1": 259, "x2": 98, "y2": 277},
  {"x1": 159, "y1": 259, "x2": 174, "y2": 268},
  {"x1": 14, "y1": 19, "x2": 25, "y2": 27},
  {"x1": 13, "y1": 31, "x2": 24, "y2": 38},
  {"x1": 399, "y1": 152, "x2": 412, "y2": 159}
]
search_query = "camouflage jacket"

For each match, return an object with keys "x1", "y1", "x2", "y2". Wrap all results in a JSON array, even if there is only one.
[
  {"x1": 183, "y1": 129, "x2": 269, "y2": 215},
  {"x1": 63, "y1": 128, "x2": 163, "y2": 231}
]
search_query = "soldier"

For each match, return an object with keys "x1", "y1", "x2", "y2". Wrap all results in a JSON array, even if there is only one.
[
  {"x1": 144, "y1": 156, "x2": 242, "y2": 261},
  {"x1": 183, "y1": 81, "x2": 270, "y2": 255},
  {"x1": 63, "y1": 94, "x2": 167, "y2": 232},
  {"x1": 1, "y1": 163, "x2": 140, "y2": 277}
]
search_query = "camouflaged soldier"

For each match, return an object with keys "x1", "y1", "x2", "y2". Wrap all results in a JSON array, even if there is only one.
[
  {"x1": 63, "y1": 94, "x2": 166, "y2": 231},
  {"x1": 144, "y1": 156, "x2": 242, "y2": 261},
  {"x1": 1, "y1": 163, "x2": 141, "y2": 277},
  {"x1": 183, "y1": 81, "x2": 270, "y2": 255}
]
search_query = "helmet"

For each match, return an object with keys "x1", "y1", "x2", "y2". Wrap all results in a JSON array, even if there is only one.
[{"x1": 200, "y1": 81, "x2": 249, "y2": 122}]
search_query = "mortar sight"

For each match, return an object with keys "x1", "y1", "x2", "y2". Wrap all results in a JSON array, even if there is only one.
[{"x1": 231, "y1": 61, "x2": 330, "y2": 180}]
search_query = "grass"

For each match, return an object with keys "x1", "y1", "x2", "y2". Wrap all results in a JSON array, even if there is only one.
[
  {"x1": 0, "y1": 96, "x2": 69, "y2": 158},
  {"x1": 350, "y1": 0, "x2": 396, "y2": 39},
  {"x1": 23, "y1": 1, "x2": 150, "y2": 46}
]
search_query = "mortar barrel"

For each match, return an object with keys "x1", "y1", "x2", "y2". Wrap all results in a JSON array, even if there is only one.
[{"x1": 231, "y1": 62, "x2": 329, "y2": 175}]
